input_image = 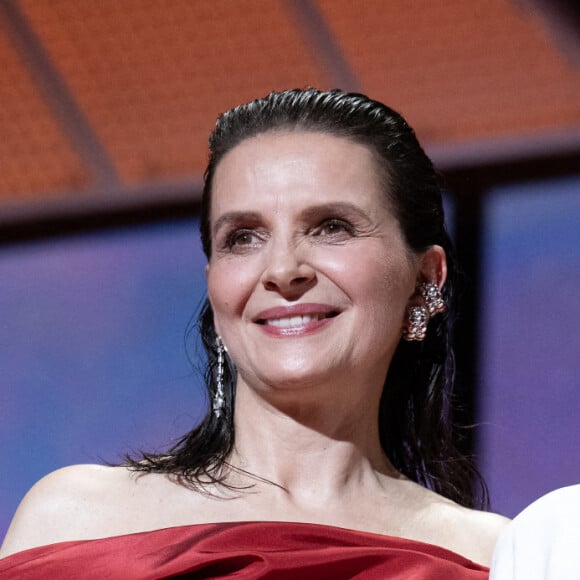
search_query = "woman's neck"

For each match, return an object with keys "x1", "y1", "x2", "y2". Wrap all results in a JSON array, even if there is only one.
[{"x1": 227, "y1": 380, "x2": 398, "y2": 505}]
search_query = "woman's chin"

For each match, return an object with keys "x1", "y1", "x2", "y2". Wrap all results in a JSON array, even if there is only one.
[{"x1": 244, "y1": 362, "x2": 345, "y2": 394}]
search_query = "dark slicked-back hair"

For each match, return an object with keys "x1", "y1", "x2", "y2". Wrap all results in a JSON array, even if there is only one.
[{"x1": 127, "y1": 88, "x2": 487, "y2": 509}]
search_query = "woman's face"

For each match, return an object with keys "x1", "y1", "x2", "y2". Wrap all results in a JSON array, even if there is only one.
[{"x1": 206, "y1": 131, "x2": 443, "y2": 398}]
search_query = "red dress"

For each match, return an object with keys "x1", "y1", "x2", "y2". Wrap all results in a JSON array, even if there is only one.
[{"x1": 0, "y1": 521, "x2": 489, "y2": 579}]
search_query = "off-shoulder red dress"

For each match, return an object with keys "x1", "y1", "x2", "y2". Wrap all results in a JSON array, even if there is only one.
[{"x1": 0, "y1": 521, "x2": 489, "y2": 579}]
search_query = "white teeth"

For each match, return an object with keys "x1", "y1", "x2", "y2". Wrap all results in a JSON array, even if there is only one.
[{"x1": 266, "y1": 314, "x2": 323, "y2": 327}]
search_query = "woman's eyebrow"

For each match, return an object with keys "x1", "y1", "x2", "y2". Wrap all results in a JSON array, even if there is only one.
[
  {"x1": 300, "y1": 202, "x2": 371, "y2": 221},
  {"x1": 213, "y1": 211, "x2": 262, "y2": 235},
  {"x1": 213, "y1": 203, "x2": 371, "y2": 234}
]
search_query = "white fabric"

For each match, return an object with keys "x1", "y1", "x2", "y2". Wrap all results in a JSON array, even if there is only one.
[{"x1": 490, "y1": 485, "x2": 580, "y2": 579}]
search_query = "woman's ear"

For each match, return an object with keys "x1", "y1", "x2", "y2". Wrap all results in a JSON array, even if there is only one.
[{"x1": 418, "y1": 245, "x2": 447, "y2": 288}]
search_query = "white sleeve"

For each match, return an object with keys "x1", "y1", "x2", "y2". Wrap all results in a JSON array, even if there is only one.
[{"x1": 490, "y1": 485, "x2": 580, "y2": 579}]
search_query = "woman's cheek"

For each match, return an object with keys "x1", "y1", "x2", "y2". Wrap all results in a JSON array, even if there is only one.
[{"x1": 209, "y1": 260, "x2": 258, "y2": 317}]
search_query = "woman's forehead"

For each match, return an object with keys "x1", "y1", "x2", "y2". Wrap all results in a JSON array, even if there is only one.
[
  {"x1": 210, "y1": 132, "x2": 392, "y2": 222},
  {"x1": 212, "y1": 131, "x2": 385, "y2": 196},
  {"x1": 219, "y1": 130, "x2": 381, "y2": 171}
]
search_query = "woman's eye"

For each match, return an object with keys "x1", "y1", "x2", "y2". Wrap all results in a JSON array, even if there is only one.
[
  {"x1": 315, "y1": 219, "x2": 355, "y2": 238},
  {"x1": 226, "y1": 229, "x2": 261, "y2": 249}
]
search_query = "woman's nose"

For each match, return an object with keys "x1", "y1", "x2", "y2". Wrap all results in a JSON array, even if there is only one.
[{"x1": 260, "y1": 241, "x2": 316, "y2": 297}]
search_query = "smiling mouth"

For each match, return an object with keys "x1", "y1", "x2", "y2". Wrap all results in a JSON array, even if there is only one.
[{"x1": 257, "y1": 312, "x2": 339, "y2": 328}]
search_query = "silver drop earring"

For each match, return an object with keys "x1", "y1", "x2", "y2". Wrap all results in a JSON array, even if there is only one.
[{"x1": 213, "y1": 336, "x2": 225, "y2": 418}]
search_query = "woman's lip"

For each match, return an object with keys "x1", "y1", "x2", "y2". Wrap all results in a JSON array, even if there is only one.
[
  {"x1": 258, "y1": 316, "x2": 334, "y2": 337},
  {"x1": 253, "y1": 303, "x2": 339, "y2": 323}
]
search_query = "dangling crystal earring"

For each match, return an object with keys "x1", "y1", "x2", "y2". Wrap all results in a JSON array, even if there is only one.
[
  {"x1": 420, "y1": 283, "x2": 446, "y2": 315},
  {"x1": 402, "y1": 305, "x2": 429, "y2": 341},
  {"x1": 212, "y1": 336, "x2": 225, "y2": 418}
]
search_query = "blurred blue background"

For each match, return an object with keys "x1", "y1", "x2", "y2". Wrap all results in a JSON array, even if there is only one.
[
  {"x1": 480, "y1": 175, "x2": 580, "y2": 515},
  {"x1": 0, "y1": 220, "x2": 208, "y2": 538}
]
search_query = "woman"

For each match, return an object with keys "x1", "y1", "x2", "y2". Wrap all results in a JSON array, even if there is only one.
[{"x1": 0, "y1": 89, "x2": 508, "y2": 577}]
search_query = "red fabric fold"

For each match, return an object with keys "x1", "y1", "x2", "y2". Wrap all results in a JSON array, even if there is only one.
[{"x1": 0, "y1": 521, "x2": 489, "y2": 579}]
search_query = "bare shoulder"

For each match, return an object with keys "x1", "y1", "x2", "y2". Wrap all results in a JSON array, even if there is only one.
[
  {"x1": 455, "y1": 506, "x2": 510, "y2": 557},
  {"x1": 0, "y1": 464, "x2": 136, "y2": 558},
  {"x1": 429, "y1": 496, "x2": 511, "y2": 567},
  {"x1": 459, "y1": 505, "x2": 511, "y2": 536},
  {"x1": 394, "y1": 480, "x2": 509, "y2": 567}
]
